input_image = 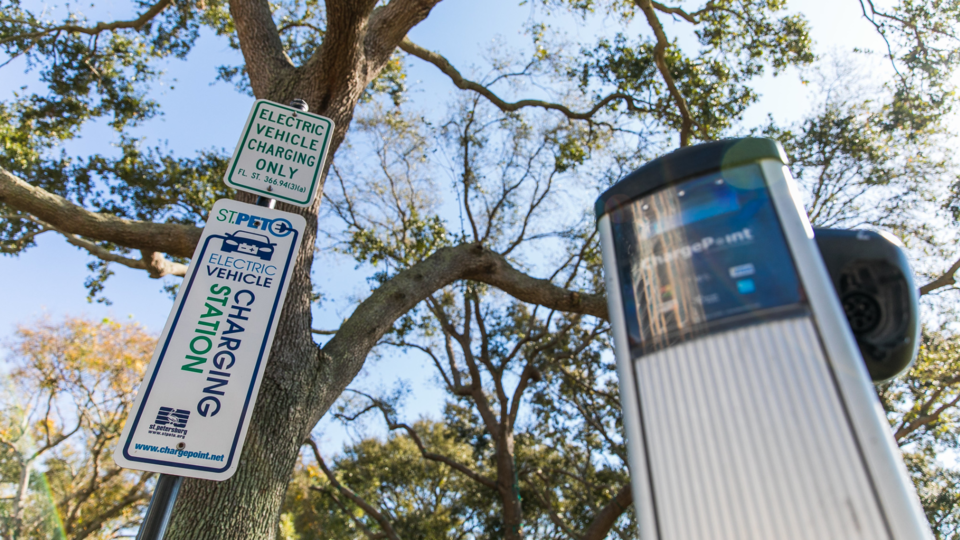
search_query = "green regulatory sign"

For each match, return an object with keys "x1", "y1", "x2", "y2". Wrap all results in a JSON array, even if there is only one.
[{"x1": 223, "y1": 99, "x2": 334, "y2": 207}]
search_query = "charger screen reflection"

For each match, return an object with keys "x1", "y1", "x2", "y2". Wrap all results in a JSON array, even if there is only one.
[{"x1": 609, "y1": 164, "x2": 805, "y2": 357}]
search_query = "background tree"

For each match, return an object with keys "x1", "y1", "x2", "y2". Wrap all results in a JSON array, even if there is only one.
[
  {"x1": 283, "y1": 421, "x2": 483, "y2": 539},
  {"x1": 0, "y1": 317, "x2": 155, "y2": 539},
  {"x1": 1, "y1": 0, "x2": 959, "y2": 538}
]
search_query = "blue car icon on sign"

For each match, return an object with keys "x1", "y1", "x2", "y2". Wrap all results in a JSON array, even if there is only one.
[{"x1": 222, "y1": 231, "x2": 276, "y2": 261}]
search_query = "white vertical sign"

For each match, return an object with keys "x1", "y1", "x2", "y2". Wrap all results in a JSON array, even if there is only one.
[{"x1": 115, "y1": 199, "x2": 305, "y2": 481}]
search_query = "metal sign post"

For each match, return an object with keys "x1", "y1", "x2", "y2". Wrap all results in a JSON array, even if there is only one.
[
  {"x1": 135, "y1": 475, "x2": 182, "y2": 540},
  {"x1": 127, "y1": 99, "x2": 312, "y2": 539}
]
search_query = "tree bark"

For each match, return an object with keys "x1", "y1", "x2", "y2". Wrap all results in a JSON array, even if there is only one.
[
  {"x1": 11, "y1": 459, "x2": 31, "y2": 539},
  {"x1": 165, "y1": 189, "x2": 322, "y2": 538},
  {"x1": 495, "y1": 433, "x2": 524, "y2": 540}
]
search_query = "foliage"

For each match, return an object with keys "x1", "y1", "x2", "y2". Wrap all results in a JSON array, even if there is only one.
[
  {"x1": 2, "y1": 0, "x2": 960, "y2": 537},
  {"x1": 877, "y1": 327, "x2": 960, "y2": 539},
  {"x1": 539, "y1": 0, "x2": 813, "y2": 143},
  {"x1": 0, "y1": 316, "x2": 155, "y2": 539},
  {"x1": 296, "y1": 43, "x2": 960, "y2": 539},
  {"x1": 285, "y1": 421, "x2": 483, "y2": 539},
  {"x1": 0, "y1": 0, "x2": 209, "y2": 229},
  {"x1": 289, "y1": 293, "x2": 632, "y2": 539}
]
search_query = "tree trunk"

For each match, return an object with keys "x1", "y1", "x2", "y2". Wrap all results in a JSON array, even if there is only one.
[
  {"x1": 496, "y1": 433, "x2": 524, "y2": 540},
  {"x1": 11, "y1": 458, "x2": 31, "y2": 540}
]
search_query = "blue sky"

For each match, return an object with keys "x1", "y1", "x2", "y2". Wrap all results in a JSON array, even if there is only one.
[{"x1": 0, "y1": 0, "x2": 894, "y2": 445}]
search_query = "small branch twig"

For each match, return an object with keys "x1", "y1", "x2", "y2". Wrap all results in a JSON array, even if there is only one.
[
  {"x1": 579, "y1": 483, "x2": 634, "y2": 540},
  {"x1": 634, "y1": 0, "x2": 697, "y2": 146},
  {"x1": 0, "y1": 0, "x2": 174, "y2": 45},
  {"x1": 348, "y1": 389, "x2": 498, "y2": 490},
  {"x1": 894, "y1": 384, "x2": 960, "y2": 442},
  {"x1": 919, "y1": 256, "x2": 960, "y2": 296},
  {"x1": 651, "y1": 1, "x2": 697, "y2": 23},
  {"x1": 399, "y1": 38, "x2": 643, "y2": 121},
  {"x1": 529, "y1": 475, "x2": 583, "y2": 540}
]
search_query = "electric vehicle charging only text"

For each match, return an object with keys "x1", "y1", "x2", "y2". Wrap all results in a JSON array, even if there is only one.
[{"x1": 596, "y1": 138, "x2": 929, "y2": 540}]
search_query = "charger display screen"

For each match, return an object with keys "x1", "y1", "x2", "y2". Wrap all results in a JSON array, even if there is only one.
[{"x1": 609, "y1": 164, "x2": 804, "y2": 355}]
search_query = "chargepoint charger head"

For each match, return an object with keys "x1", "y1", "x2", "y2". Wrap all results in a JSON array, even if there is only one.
[{"x1": 596, "y1": 137, "x2": 931, "y2": 540}]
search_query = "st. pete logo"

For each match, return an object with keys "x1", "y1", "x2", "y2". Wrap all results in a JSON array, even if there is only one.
[
  {"x1": 148, "y1": 407, "x2": 191, "y2": 439},
  {"x1": 215, "y1": 209, "x2": 294, "y2": 237}
]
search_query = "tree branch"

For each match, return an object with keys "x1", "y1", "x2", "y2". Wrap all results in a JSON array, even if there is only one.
[
  {"x1": 0, "y1": 217, "x2": 50, "y2": 253},
  {"x1": 347, "y1": 389, "x2": 498, "y2": 490},
  {"x1": 315, "y1": 486, "x2": 386, "y2": 540},
  {"x1": 399, "y1": 38, "x2": 642, "y2": 120},
  {"x1": 277, "y1": 21, "x2": 325, "y2": 35},
  {"x1": 857, "y1": 0, "x2": 905, "y2": 81},
  {"x1": 229, "y1": 0, "x2": 296, "y2": 97},
  {"x1": 311, "y1": 328, "x2": 339, "y2": 335},
  {"x1": 391, "y1": 420, "x2": 498, "y2": 490},
  {"x1": 530, "y1": 477, "x2": 584, "y2": 540},
  {"x1": 68, "y1": 473, "x2": 152, "y2": 539},
  {"x1": 311, "y1": 242, "x2": 607, "y2": 431},
  {"x1": 580, "y1": 483, "x2": 634, "y2": 540},
  {"x1": 507, "y1": 363, "x2": 542, "y2": 431},
  {"x1": 382, "y1": 340, "x2": 458, "y2": 394},
  {"x1": 306, "y1": 438, "x2": 402, "y2": 540},
  {"x1": 0, "y1": 0, "x2": 174, "y2": 45},
  {"x1": 651, "y1": 1, "x2": 697, "y2": 23},
  {"x1": 633, "y1": 0, "x2": 697, "y2": 146},
  {"x1": 0, "y1": 167, "x2": 201, "y2": 258},
  {"x1": 470, "y1": 247, "x2": 607, "y2": 320},
  {"x1": 919, "y1": 256, "x2": 960, "y2": 296},
  {"x1": 138, "y1": 249, "x2": 188, "y2": 278},
  {"x1": 18, "y1": 214, "x2": 187, "y2": 278},
  {"x1": 894, "y1": 385, "x2": 960, "y2": 442},
  {"x1": 65, "y1": 233, "x2": 185, "y2": 278},
  {"x1": 365, "y1": 0, "x2": 444, "y2": 65}
]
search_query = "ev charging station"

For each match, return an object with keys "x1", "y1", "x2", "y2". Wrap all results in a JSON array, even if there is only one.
[{"x1": 596, "y1": 138, "x2": 931, "y2": 539}]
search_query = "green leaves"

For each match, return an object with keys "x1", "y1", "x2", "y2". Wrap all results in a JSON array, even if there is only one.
[
  {"x1": 876, "y1": 328, "x2": 960, "y2": 538},
  {"x1": 0, "y1": 0, "x2": 224, "y2": 261},
  {"x1": 285, "y1": 421, "x2": 483, "y2": 540},
  {"x1": 85, "y1": 137, "x2": 232, "y2": 223},
  {"x1": 861, "y1": 0, "x2": 960, "y2": 134},
  {"x1": 765, "y1": 57, "x2": 957, "y2": 257},
  {"x1": 694, "y1": 0, "x2": 814, "y2": 71},
  {"x1": 549, "y1": 0, "x2": 814, "y2": 143}
]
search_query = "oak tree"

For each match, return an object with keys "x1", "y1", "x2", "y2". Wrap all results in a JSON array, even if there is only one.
[{"x1": 2, "y1": 0, "x2": 959, "y2": 538}]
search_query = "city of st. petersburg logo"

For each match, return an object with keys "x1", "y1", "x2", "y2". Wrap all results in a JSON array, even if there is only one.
[{"x1": 147, "y1": 407, "x2": 191, "y2": 439}]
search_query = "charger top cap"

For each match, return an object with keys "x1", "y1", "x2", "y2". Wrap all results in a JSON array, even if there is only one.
[{"x1": 595, "y1": 138, "x2": 788, "y2": 220}]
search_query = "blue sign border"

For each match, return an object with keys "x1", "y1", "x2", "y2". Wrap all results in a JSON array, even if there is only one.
[{"x1": 120, "y1": 225, "x2": 300, "y2": 473}]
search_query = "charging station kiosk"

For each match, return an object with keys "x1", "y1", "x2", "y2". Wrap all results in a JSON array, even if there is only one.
[{"x1": 596, "y1": 138, "x2": 930, "y2": 539}]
